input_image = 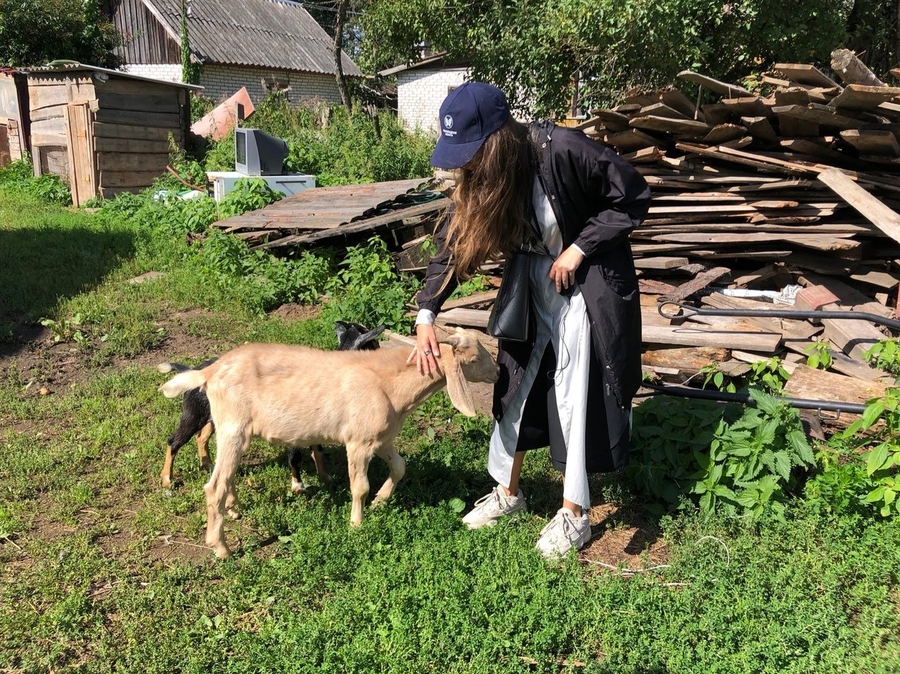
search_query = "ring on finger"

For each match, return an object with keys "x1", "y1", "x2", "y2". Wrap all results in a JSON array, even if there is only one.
[{"x1": 423, "y1": 349, "x2": 432, "y2": 356}]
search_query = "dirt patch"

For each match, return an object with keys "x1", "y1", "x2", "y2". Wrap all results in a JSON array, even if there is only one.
[
  {"x1": 270, "y1": 303, "x2": 321, "y2": 322},
  {"x1": 579, "y1": 502, "x2": 669, "y2": 573}
]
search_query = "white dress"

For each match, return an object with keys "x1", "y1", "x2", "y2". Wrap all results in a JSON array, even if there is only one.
[{"x1": 487, "y1": 177, "x2": 593, "y2": 510}]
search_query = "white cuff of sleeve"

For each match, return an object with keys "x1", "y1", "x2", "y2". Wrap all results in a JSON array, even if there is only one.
[
  {"x1": 415, "y1": 309, "x2": 436, "y2": 326},
  {"x1": 571, "y1": 243, "x2": 586, "y2": 256}
]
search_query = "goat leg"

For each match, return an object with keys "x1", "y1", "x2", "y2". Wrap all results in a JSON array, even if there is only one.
[
  {"x1": 346, "y1": 442, "x2": 373, "y2": 526},
  {"x1": 310, "y1": 446, "x2": 333, "y2": 485},
  {"x1": 372, "y1": 443, "x2": 405, "y2": 506},
  {"x1": 287, "y1": 448, "x2": 309, "y2": 495},
  {"x1": 196, "y1": 421, "x2": 214, "y2": 471}
]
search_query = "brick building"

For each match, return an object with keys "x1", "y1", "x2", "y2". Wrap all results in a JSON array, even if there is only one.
[
  {"x1": 378, "y1": 54, "x2": 471, "y2": 134},
  {"x1": 103, "y1": 0, "x2": 362, "y2": 105}
]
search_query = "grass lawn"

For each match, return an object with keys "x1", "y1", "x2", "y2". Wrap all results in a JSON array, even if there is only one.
[{"x1": 0, "y1": 187, "x2": 898, "y2": 673}]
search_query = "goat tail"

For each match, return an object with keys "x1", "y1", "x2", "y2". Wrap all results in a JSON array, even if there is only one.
[
  {"x1": 159, "y1": 370, "x2": 208, "y2": 398},
  {"x1": 156, "y1": 362, "x2": 192, "y2": 374}
]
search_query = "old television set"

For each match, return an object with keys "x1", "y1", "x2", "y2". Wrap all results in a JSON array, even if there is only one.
[{"x1": 234, "y1": 127, "x2": 289, "y2": 176}]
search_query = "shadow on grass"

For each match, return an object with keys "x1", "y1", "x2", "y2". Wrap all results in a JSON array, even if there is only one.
[{"x1": 0, "y1": 226, "x2": 136, "y2": 355}]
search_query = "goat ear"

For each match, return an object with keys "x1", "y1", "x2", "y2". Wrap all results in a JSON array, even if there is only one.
[
  {"x1": 357, "y1": 324, "x2": 386, "y2": 348},
  {"x1": 439, "y1": 326, "x2": 470, "y2": 349},
  {"x1": 443, "y1": 349, "x2": 477, "y2": 417}
]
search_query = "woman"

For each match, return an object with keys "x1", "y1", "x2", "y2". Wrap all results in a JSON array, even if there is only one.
[{"x1": 410, "y1": 82, "x2": 650, "y2": 558}]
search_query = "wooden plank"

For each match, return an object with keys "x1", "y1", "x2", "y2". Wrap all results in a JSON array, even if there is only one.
[
  {"x1": 777, "y1": 114, "x2": 820, "y2": 138},
  {"x1": 817, "y1": 168, "x2": 900, "y2": 245},
  {"x1": 741, "y1": 116, "x2": 779, "y2": 144},
  {"x1": 441, "y1": 290, "x2": 498, "y2": 311},
  {"x1": 260, "y1": 201, "x2": 447, "y2": 248},
  {"x1": 775, "y1": 88, "x2": 812, "y2": 106},
  {"x1": 702, "y1": 293, "x2": 821, "y2": 340},
  {"x1": 630, "y1": 115, "x2": 711, "y2": 136},
  {"x1": 97, "y1": 152, "x2": 169, "y2": 172},
  {"x1": 28, "y1": 85, "x2": 73, "y2": 111},
  {"x1": 663, "y1": 266, "x2": 730, "y2": 302},
  {"x1": 633, "y1": 256, "x2": 690, "y2": 270},
  {"x1": 94, "y1": 108, "x2": 180, "y2": 128},
  {"x1": 620, "y1": 146, "x2": 662, "y2": 163},
  {"x1": 677, "y1": 70, "x2": 753, "y2": 97},
  {"x1": 721, "y1": 97, "x2": 773, "y2": 118},
  {"x1": 92, "y1": 122, "x2": 180, "y2": 142},
  {"x1": 829, "y1": 83, "x2": 900, "y2": 111},
  {"x1": 838, "y1": 130, "x2": 900, "y2": 157},
  {"x1": 657, "y1": 89, "x2": 702, "y2": 119},
  {"x1": 651, "y1": 233, "x2": 859, "y2": 252},
  {"x1": 64, "y1": 102, "x2": 97, "y2": 207},
  {"x1": 604, "y1": 128, "x2": 662, "y2": 152},
  {"x1": 642, "y1": 324, "x2": 781, "y2": 352},
  {"x1": 702, "y1": 124, "x2": 746, "y2": 144},
  {"x1": 591, "y1": 109, "x2": 631, "y2": 132},
  {"x1": 99, "y1": 170, "x2": 166, "y2": 188},
  {"x1": 434, "y1": 307, "x2": 489, "y2": 329},
  {"x1": 782, "y1": 364, "x2": 888, "y2": 407},
  {"x1": 93, "y1": 136, "x2": 171, "y2": 154},
  {"x1": 773, "y1": 63, "x2": 842, "y2": 88},
  {"x1": 642, "y1": 346, "x2": 729, "y2": 375},
  {"x1": 772, "y1": 104, "x2": 864, "y2": 130},
  {"x1": 97, "y1": 92, "x2": 180, "y2": 113},
  {"x1": 638, "y1": 103, "x2": 688, "y2": 120},
  {"x1": 780, "y1": 138, "x2": 853, "y2": 163}
]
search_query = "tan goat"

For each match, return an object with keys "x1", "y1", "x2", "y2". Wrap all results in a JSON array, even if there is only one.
[{"x1": 158, "y1": 327, "x2": 499, "y2": 559}]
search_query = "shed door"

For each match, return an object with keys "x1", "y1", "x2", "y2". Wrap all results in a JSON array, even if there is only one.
[{"x1": 64, "y1": 102, "x2": 97, "y2": 206}]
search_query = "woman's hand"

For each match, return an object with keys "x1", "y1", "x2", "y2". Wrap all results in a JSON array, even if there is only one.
[
  {"x1": 407, "y1": 323, "x2": 441, "y2": 376},
  {"x1": 549, "y1": 246, "x2": 585, "y2": 294}
]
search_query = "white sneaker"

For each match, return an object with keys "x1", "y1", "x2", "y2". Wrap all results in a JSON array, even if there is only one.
[
  {"x1": 535, "y1": 507, "x2": 591, "y2": 559},
  {"x1": 462, "y1": 486, "x2": 527, "y2": 529}
]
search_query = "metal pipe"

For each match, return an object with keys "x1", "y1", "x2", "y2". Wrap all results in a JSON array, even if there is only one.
[
  {"x1": 638, "y1": 382, "x2": 868, "y2": 415},
  {"x1": 658, "y1": 300, "x2": 900, "y2": 331}
]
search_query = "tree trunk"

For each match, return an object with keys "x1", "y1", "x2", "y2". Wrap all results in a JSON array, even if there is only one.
[
  {"x1": 333, "y1": 0, "x2": 352, "y2": 112},
  {"x1": 830, "y1": 48, "x2": 885, "y2": 87}
]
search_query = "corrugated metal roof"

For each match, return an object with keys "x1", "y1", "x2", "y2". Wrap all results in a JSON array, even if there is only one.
[{"x1": 144, "y1": 0, "x2": 362, "y2": 77}]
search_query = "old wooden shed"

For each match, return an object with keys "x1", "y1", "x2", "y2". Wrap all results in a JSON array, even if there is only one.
[
  {"x1": 25, "y1": 63, "x2": 202, "y2": 205},
  {"x1": 0, "y1": 67, "x2": 29, "y2": 167}
]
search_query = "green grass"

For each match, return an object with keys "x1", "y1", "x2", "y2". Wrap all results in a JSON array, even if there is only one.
[{"x1": 0, "y1": 188, "x2": 898, "y2": 673}]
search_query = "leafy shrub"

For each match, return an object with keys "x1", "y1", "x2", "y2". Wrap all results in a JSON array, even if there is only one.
[
  {"x1": 865, "y1": 338, "x2": 900, "y2": 379},
  {"x1": 323, "y1": 236, "x2": 419, "y2": 332},
  {"x1": 629, "y1": 389, "x2": 815, "y2": 520},
  {"x1": 0, "y1": 158, "x2": 71, "y2": 206},
  {"x1": 699, "y1": 356, "x2": 790, "y2": 394},
  {"x1": 807, "y1": 388, "x2": 900, "y2": 518}
]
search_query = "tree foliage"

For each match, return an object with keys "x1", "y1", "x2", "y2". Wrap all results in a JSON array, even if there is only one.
[
  {"x1": 359, "y1": 0, "x2": 889, "y2": 117},
  {"x1": 0, "y1": 0, "x2": 121, "y2": 68}
]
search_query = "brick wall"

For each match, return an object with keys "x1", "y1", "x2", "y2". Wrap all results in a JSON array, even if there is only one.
[
  {"x1": 124, "y1": 63, "x2": 343, "y2": 106},
  {"x1": 396, "y1": 68, "x2": 469, "y2": 134},
  {"x1": 200, "y1": 65, "x2": 343, "y2": 106},
  {"x1": 123, "y1": 63, "x2": 183, "y2": 83}
]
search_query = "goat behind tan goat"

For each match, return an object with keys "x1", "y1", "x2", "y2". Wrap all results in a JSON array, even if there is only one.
[{"x1": 158, "y1": 327, "x2": 499, "y2": 558}]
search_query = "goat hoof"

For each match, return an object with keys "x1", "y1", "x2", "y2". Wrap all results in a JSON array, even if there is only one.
[
  {"x1": 199, "y1": 459, "x2": 213, "y2": 471},
  {"x1": 213, "y1": 545, "x2": 232, "y2": 559},
  {"x1": 161, "y1": 476, "x2": 172, "y2": 488},
  {"x1": 321, "y1": 474, "x2": 334, "y2": 486},
  {"x1": 226, "y1": 508, "x2": 241, "y2": 520},
  {"x1": 291, "y1": 484, "x2": 309, "y2": 496}
]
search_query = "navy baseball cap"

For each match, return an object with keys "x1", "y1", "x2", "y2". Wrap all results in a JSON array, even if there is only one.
[{"x1": 430, "y1": 82, "x2": 511, "y2": 169}]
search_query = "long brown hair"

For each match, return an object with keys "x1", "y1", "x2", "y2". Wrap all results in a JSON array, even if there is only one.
[{"x1": 446, "y1": 118, "x2": 537, "y2": 280}]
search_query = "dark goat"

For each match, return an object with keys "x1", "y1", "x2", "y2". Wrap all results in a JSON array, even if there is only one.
[{"x1": 157, "y1": 321, "x2": 385, "y2": 490}]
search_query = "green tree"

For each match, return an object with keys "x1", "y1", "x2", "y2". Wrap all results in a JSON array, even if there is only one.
[
  {"x1": 361, "y1": 0, "x2": 862, "y2": 116},
  {"x1": 0, "y1": 0, "x2": 121, "y2": 68}
]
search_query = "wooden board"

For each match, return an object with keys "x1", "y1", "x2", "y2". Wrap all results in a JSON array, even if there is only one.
[
  {"x1": 94, "y1": 108, "x2": 180, "y2": 129},
  {"x1": 782, "y1": 364, "x2": 888, "y2": 407},
  {"x1": 99, "y1": 170, "x2": 166, "y2": 188},
  {"x1": 97, "y1": 93, "x2": 181, "y2": 114},
  {"x1": 630, "y1": 115, "x2": 712, "y2": 137},
  {"x1": 773, "y1": 63, "x2": 842, "y2": 88},
  {"x1": 677, "y1": 70, "x2": 753, "y2": 97},
  {"x1": 741, "y1": 116, "x2": 779, "y2": 144},
  {"x1": 838, "y1": 130, "x2": 900, "y2": 157},
  {"x1": 96, "y1": 152, "x2": 169, "y2": 172},
  {"x1": 817, "y1": 168, "x2": 900, "y2": 245},
  {"x1": 829, "y1": 83, "x2": 900, "y2": 111},
  {"x1": 64, "y1": 102, "x2": 96, "y2": 207},
  {"x1": 93, "y1": 122, "x2": 181, "y2": 142},
  {"x1": 772, "y1": 104, "x2": 863, "y2": 130},
  {"x1": 604, "y1": 128, "x2": 663, "y2": 152},
  {"x1": 642, "y1": 324, "x2": 781, "y2": 352},
  {"x1": 94, "y1": 137, "x2": 171, "y2": 154}
]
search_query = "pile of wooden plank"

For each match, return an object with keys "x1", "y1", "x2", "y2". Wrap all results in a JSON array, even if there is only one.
[{"x1": 431, "y1": 54, "x2": 900, "y2": 414}]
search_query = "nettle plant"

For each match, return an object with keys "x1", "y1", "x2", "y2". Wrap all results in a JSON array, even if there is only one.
[
  {"x1": 630, "y1": 388, "x2": 815, "y2": 520},
  {"x1": 699, "y1": 356, "x2": 791, "y2": 394},
  {"x1": 816, "y1": 388, "x2": 900, "y2": 518},
  {"x1": 865, "y1": 338, "x2": 900, "y2": 380}
]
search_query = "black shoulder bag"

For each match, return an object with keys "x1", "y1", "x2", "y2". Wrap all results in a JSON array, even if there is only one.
[{"x1": 487, "y1": 216, "x2": 549, "y2": 343}]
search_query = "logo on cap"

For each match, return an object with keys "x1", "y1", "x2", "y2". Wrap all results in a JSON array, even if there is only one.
[{"x1": 443, "y1": 115, "x2": 453, "y2": 129}]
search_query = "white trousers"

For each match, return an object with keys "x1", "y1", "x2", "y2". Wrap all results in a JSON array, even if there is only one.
[{"x1": 487, "y1": 252, "x2": 592, "y2": 510}]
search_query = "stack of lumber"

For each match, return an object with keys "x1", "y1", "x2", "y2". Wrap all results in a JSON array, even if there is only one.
[{"x1": 426, "y1": 53, "x2": 900, "y2": 415}]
